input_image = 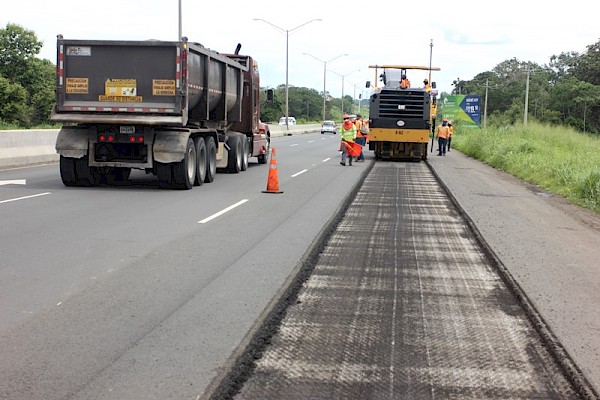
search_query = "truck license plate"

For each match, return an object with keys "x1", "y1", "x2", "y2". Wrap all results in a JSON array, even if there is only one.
[{"x1": 120, "y1": 126, "x2": 135, "y2": 134}]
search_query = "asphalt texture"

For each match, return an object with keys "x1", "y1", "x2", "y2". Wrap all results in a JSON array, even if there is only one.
[{"x1": 203, "y1": 153, "x2": 597, "y2": 399}]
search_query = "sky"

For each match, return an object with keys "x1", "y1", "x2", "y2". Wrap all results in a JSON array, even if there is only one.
[{"x1": 2, "y1": 0, "x2": 598, "y2": 100}]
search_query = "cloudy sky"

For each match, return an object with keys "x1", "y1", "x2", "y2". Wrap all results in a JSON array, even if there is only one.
[{"x1": 2, "y1": 0, "x2": 598, "y2": 99}]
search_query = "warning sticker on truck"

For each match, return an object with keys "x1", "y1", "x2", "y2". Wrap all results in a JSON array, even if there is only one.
[
  {"x1": 66, "y1": 78, "x2": 89, "y2": 94},
  {"x1": 152, "y1": 80, "x2": 176, "y2": 96},
  {"x1": 100, "y1": 79, "x2": 142, "y2": 102},
  {"x1": 98, "y1": 95, "x2": 143, "y2": 102}
]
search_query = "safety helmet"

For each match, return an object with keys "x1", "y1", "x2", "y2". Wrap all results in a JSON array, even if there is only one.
[
  {"x1": 423, "y1": 79, "x2": 429, "y2": 83},
  {"x1": 343, "y1": 114, "x2": 349, "y2": 119},
  {"x1": 442, "y1": 118, "x2": 448, "y2": 122}
]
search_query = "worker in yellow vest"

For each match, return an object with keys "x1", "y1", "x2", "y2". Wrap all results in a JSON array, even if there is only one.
[{"x1": 423, "y1": 78, "x2": 431, "y2": 92}]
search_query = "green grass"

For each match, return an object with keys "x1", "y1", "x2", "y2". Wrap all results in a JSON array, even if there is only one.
[{"x1": 453, "y1": 122, "x2": 600, "y2": 213}]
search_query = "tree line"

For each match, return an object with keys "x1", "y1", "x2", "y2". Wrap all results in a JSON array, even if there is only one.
[{"x1": 2, "y1": 23, "x2": 599, "y2": 134}]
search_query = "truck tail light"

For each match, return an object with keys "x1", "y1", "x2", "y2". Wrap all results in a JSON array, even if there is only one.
[
  {"x1": 99, "y1": 134, "x2": 114, "y2": 142},
  {"x1": 127, "y1": 136, "x2": 145, "y2": 143}
]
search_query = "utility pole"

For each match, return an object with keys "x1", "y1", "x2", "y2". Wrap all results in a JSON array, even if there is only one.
[
  {"x1": 524, "y1": 65, "x2": 530, "y2": 126},
  {"x1": 484, "y1": 79, "x2": 489, "y2": 129}
]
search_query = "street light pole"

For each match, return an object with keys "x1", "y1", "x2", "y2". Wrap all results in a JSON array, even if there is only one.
[
  {"x1": 329, "y1": 68, "x2": 360, "y2": 115},
  {"x1": 254, "y1": 18, "x2": 321, "y2": 131},
  {"x1": 303, "y1": 53, "x2": 348, "y2": 121},
  {"x1": 178, "y1": 0, "x2": 182, "y2": 40},
  {"x1": 351, "y1": 79, "x2": 364, "y2": 114}
]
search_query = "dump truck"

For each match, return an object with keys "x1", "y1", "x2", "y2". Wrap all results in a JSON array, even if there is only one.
[
  {"x1": 50, "y1": 35, "x2": 271, "y2": 189},
  {"x1": 366, "y1": 65, "x2": 440, "y2": 161}
]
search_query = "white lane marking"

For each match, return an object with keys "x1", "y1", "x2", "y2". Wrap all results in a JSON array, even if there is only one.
[
  {"x1": 0, "y1": 192, "x2": 51, "y2": 204},
  {"x1": 198, "y1": 199, "x2": 248, "y2": 224},
  {"x1": 291, "y1": 169, "x2": 308, "y2": 178},
  {"x1": 0, "y1": 179, "x2": 26, "y2": 186},
  {"x1": 323, "y1": 158, "x2": 331, "y2": 162},
  {"x1": 290, "y1": 144, "x2": 299, "y2": 147},
  {"x1": 308, "y1": 140, "x2": 314, "y2": 143}
]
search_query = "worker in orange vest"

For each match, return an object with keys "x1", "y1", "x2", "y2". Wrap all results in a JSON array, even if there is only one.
[
  {"x1": 435, "y1": 118, "x2": 450, "y2": 156},
  {"x1": 354, "y1": 114, "x2": 367, "y2": 162},
  {"x1": 400, "y1": 74, "x2": 411, "y2": 89}
]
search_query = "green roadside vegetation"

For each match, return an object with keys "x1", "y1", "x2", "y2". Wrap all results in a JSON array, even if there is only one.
[{"x1": 453, "y1": 122, "x2": 600, "y2": 214}]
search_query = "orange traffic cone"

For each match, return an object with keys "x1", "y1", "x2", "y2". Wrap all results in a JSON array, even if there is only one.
[{"x1": 262, "y1": 147, "x2": 283, "y2": 194}]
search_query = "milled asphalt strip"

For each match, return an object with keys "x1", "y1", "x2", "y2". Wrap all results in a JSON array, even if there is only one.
[
  {"x1": 0, "y1": 192, "x2": 51, "y2": 204},
  {"x1": 198, "y1": 199, "x2": 249, "y2": 224},
  {"x1": 212, "y1": 161, "x2": 582, "y2": 399}
]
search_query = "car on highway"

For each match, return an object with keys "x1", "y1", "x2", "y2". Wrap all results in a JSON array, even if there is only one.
[
  {"x1": 278, "y1": 116, "x2": 296, "y2": 125},
  {"x1": 321, "y1": 120, "x2": 337, "y2": 134}
]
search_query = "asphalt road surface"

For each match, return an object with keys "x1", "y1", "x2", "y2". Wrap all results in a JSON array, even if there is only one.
[{"x1": 1, "y1": 135, "x2": 599, "y2": 399}]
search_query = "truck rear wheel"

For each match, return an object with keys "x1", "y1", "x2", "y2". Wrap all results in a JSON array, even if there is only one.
[
  {"x1": 194, "y1": 137, "x2": 207, "y2": 186},
  {"x1": 241, "y1": 137, "x2": 249, "y2": 171},
  {"x1": 171, "y1": 138, "x2": 196, "y2": 189},
  {"x1": 257, "y1": 136, "x2": 271, "y2": 164},
  {"x1": 226, "y1": 135, "x2": 242, "y2": 173},
  {"x1": 204, "y1": 136, "x2": 217, "y2": 183},
  {"x1": 227, "y1": 135, "x2": 242, "y2": 173},
  {"x1": 60, "y1": 156, "x2": 100, "y2": 187}
]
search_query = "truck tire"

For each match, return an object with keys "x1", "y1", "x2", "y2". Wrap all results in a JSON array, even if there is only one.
[
  {"x1": 257, "y1": 135, "x2": 270, "y2": 164},
  {"x1": 171, "y1": 137, "x2": 196, "y2": 189},
  {"x1": 241, "y1": 136, "x2": 249, "y2": 171},
  {"x1": 227, "y1": 135, "x2": 242, "y2": 173},
  {"x1": 60, "y1": 156, "x2": 100, "y2": 187},
  {"x1": 204, "y1": 136, "x2": 217, "y2": 183},
  {"x1": 156, "y1": 162, "x2": 172, "y2": 189},
  {"x1": 59, "y1": 156, "x2": 77, "y2": 186},
  {"x1": 194, "y1": 137, "x2": 207, "y2": 186}
]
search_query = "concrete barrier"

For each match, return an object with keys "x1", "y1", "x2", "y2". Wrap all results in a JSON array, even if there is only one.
[
  {"x1": 268, "y1": 124, "x2": 321, "y2": 137},
  {"x1": 0, "y1": 129, "x2": 60, "y2": 169},
  {"x1": 0, "y1": 124, "x2": 322, "y2": 170}
]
